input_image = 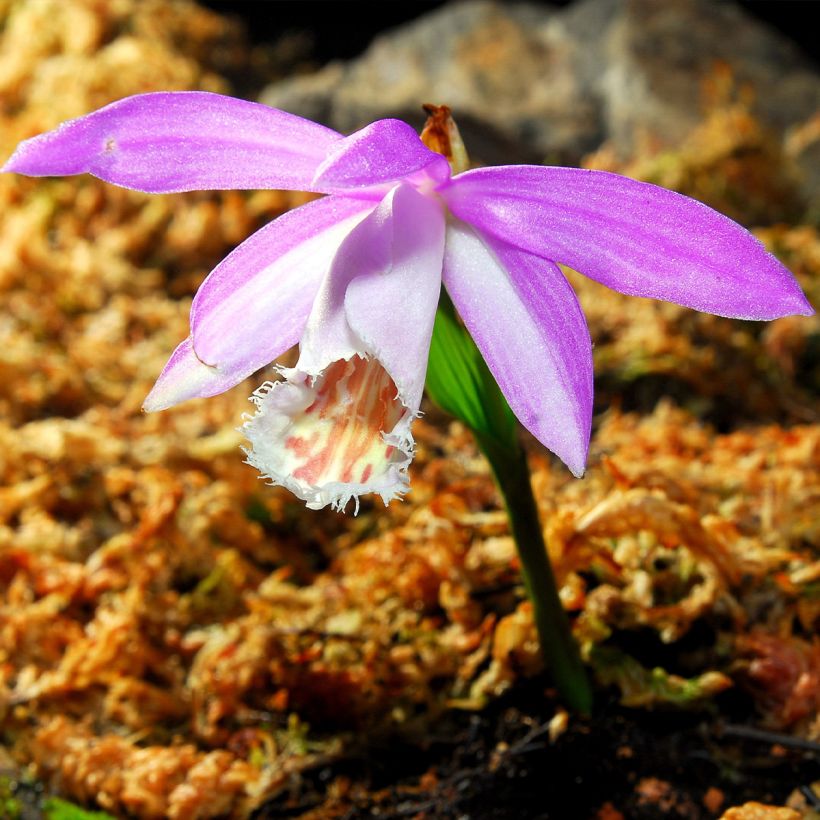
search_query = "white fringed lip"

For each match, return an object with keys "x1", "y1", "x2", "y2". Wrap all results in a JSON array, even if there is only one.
[{"x1": 241, "y1": 355, "x2": 416, "y2": 513}]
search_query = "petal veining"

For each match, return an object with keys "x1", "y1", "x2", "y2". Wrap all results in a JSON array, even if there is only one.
[
  {"x1": 443, "y1": 166, "x2": 814, "y2": 321},
  {"x1": 2, "y1": 92, "x2": 342, "y2": 193},
  {"x1": 443, "y1": 219, "x2": 593, "y2": 477},
  {"x1": 242, "y1": 356, "x2": 410, "y2": 512}
]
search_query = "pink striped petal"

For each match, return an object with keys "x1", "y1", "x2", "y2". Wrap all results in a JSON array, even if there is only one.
[
  {"x1": 443, "y1": 166, "x2": 813, "y2": 321},
  {"x1": 243, "y1": 356, "x2": 411, "y2": 512},
  {"x1": 2, "y1": 92, "x2": 342, "y2": 193},
  {"x1": 312, "y1": 119, "x2": 450, "y2": 196},
  {"x1": 192, "y1": 195, "x2": 375, "y2": 379},
  {"x1": 443, "y1": 220, "x2": 593, "y2": 477}
]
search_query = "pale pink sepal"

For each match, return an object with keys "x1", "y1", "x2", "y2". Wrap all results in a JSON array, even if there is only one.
[
  {"x1": 443, "y1": 221, "x2": 593, "y2": 477},
  {"x1": 443, "y1": 166, "x2": 814, "y2": 321},
  {"x1": 312, "y1": 119, "x2": 451, "y2": 197},
  {"x1": 142, "y1": 336, "x2": 243, "y2": 412},
  {"x1": 191, "y1": 195, "x2": 376, "y2": 379}
]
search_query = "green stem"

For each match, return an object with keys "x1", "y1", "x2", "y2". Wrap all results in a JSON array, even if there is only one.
[
  {"x1": 419, "y1": 107, "x2": 590, "y2": 712},
  {"x1": 479, "y1": 434, "x2": 592, "y2": 715},
  {"x1": 426, "y1": 292, "x2": 592, "y2": 714}
]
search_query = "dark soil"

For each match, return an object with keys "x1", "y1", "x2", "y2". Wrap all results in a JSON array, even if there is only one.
[{"x1": 254, "y1": 681, "x2": 820, "y2": 819}]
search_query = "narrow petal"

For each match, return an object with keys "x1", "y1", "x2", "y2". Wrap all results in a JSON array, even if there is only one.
[
  {"x1": 242, "y1": 184, "x2": 445, "y2": 511},
  {"x1": 2, "y1": 92, "x2": 342, "y2": 193},
  {"x1": 443, "y1": 166, "x2": 814, "y2": 321},
  {"x1": 443, "y1": 220, "x2": 593, "y2": 477},
  {"x1": 312, "y1": 119, "x2": 451, "y2": 197},
  {"x1": 191, "y1": 195, "x2": 376, "y2": 380},
  {"x1": 142, "y1": 336, "x2": 240, "y2": 412}
]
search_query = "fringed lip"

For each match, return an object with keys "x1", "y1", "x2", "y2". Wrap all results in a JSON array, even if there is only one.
[{"x1": 241, "y1": 355, "x2": 416, "y2": 513}]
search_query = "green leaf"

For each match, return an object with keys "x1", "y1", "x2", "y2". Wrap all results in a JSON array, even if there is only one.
[
  {"x1": 426, "y1": 291, "x2": 517, "y2": 454},
  {"x1": 426, "y1": 291, "x2": 594, "y2": 714},
  {"x1": 591, "y1": 647, "x2": 732, "y2": 708},
  {"x1": 42, "y1": 797, "x2": 116, "y2": 820}
]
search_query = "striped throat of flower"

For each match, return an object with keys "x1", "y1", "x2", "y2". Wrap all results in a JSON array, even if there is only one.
[{"x1": 241, "y1": 355, "x2": 415, "y2": 513}]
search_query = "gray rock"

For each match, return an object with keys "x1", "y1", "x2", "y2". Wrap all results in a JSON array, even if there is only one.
[
  {"x1": 260, "y1": 0, "x2": 820, "y2": 184},
  {"x1": 262, "y1": 1, "x2": 603, "y2": 165},
  {"x1": 591, "y1": 0, "x2": 820, "y2": 152}
]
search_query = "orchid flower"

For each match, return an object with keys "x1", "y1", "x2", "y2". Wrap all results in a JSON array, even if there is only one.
[{"x1": 4, "y1": 92, "x2": 812, "y2": 513}]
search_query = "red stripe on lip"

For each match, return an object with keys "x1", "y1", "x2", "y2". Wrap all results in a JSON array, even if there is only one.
[{"x1": 286, "y1": 356, "x2": 404, "y2": 489}]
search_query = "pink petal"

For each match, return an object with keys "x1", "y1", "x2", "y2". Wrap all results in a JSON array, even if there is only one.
[
  {"x1": 312, "y1": 119, "x2": 451, "y2": 197},
  {"x1": 443, "y1": 220, "x2": 593, "y2": 477},
  {"x1": 2, "y1": 92, "x2": 342, "y2": 193},
  {"x1": 192, "y1": 195, "x2": 375, "y2": 380},
  {"x1": 443, "y1": 166, "x2": 814, "y2": 321},
  {"x1": 142, "y1": 336, "x2": 241, "y2": 412},
  {"x1": 344, "y1": 184, "x2": 446, "y2": 410},
  {"x1": 297, "y1": 183, "x2": 445, "y2": 409}
]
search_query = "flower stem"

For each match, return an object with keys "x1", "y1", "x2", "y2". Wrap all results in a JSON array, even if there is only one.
[
  {"x1": 478, "y1": 432, "x2": 592, "y2": 715},
  {"x1": 421, "y1": 105, "x2": 591, "y2": 713},
  {"x1": 426, "y1": 291, "x2": 592, "y2": 714}
]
